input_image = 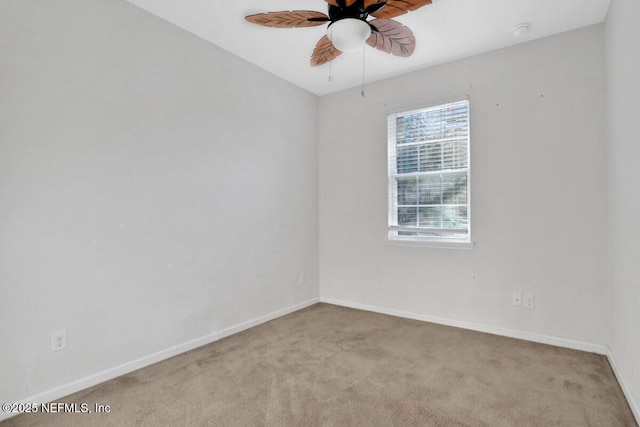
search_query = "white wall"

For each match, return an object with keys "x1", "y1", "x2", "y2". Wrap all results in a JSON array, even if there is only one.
[
  {"x1": 605, "y1": 0, "x2": 640, "y2": 416},
  {"x1": 319, "y1": 25, "x2": 608, "y2": 347},
  {"x1": 0, "y1": 0, "x2": 318, "y2": 405}
]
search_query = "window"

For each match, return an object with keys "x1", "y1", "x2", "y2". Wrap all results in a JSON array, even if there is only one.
[{"x1": 387, "y1": 99, "x2": 471, "y2": 247}]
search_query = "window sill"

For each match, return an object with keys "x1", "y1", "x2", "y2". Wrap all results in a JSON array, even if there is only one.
[{"x1": 385, "y1": 238, "x2": 475, "y2": 250}]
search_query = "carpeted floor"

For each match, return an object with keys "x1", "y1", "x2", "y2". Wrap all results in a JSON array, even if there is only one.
[{"x1": 4, "y1": 303, "x2": 637, "y2": 426}]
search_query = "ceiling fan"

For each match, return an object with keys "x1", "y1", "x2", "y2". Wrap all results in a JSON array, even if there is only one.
[{"x1": 245, "y1": 0, "x2": 432, "y2": 66}]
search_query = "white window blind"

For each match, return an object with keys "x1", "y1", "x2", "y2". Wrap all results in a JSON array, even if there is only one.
[{"x1": 388, "y1": 99, "x2": 470, "y2": 244}]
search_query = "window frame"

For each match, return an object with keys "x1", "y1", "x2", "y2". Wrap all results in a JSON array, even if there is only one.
[{"x1": 386, "y1": 98, "x2": 473, "y2": 249}]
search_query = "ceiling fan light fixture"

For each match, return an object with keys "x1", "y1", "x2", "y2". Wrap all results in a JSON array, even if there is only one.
[
  {"x1": 245, "y1": 0, "x2": 433, "y2": 67},
  {"x1": 327, "y1": 18, "x2": 371, "y2": 52}
]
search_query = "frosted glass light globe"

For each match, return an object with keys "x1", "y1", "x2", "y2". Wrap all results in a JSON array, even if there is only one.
[{"x1": 327, "y1": 18, "x2": 371, "y2": 52}]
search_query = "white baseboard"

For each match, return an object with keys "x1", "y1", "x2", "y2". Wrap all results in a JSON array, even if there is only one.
[
  {"x1": 606, "y1": 347, "x2": 640, "y2": 424},
  {"x1": 1, "y1": 297, "x2": 320, "y2": 422},
  {"x1": 319, "y1": 297, "x2": 608, "y2": 355}
]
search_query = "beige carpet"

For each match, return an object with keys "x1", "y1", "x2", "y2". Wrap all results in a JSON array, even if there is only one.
[{"x1": 4, "y1": 303, "x2": 637, "y2": 426}]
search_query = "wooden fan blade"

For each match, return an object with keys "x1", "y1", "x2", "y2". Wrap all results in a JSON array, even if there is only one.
[
  {"x1": 366, "y1": 19, "x2": 415, "y2": 57},
  {"x1": 311, "y1": 35, "x2": 342, "y2": 66},
  {"x1": 365, "y1": 1, "x2": 387, "y2": 15},
  {"x1": 367, "y1": 0, "x2": 432, "y2": 19},
  {"x1": 245, "y1": 11, "x2": 329, "y2": 28}
]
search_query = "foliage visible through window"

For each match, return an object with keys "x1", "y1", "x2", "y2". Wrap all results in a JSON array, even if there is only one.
[{"x1": 388, "y1": 100, "x2": 470, "y2": 244}]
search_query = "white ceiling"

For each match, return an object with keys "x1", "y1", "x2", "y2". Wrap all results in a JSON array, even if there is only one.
[{"x1": 124, "y1": 0, "x2": 611, "y2": 96}]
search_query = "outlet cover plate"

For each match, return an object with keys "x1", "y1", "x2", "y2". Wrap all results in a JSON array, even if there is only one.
[
  {"x1": 524, "y1": 294, "x2": 535, "y2": 309},
  {"x1": 512, "y1": 292, "x2": 523, "y2": 307},
  {"x1": 51, "y1": 329, "x2": 67, "y2": 352}
]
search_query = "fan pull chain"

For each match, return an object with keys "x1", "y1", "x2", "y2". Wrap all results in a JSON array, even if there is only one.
[
  {"x1": 328, "y1": 26, "x2": 334, "y2": 82},
  {"x1": 361, "y1": 44, "x2": 366, "y2": 97}
]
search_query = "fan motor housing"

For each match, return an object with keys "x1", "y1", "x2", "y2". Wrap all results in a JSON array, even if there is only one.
[{"x1": 328, "y1": 0, "x2": 368, "y2": 22}]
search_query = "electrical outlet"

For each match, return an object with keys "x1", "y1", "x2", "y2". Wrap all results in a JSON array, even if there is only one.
[
  {"x1": 512, "y1": 292, "x2": 523, "y2": 307},
  {"x1": 524, "y1": 294, "x2": 535, "y2": 309},
  {"x1": 298, "y1": 272, "x2": 306, "y2": 285},
  {"x1": 51, "y1": 329, "x2": 67, "y2": 352}
]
